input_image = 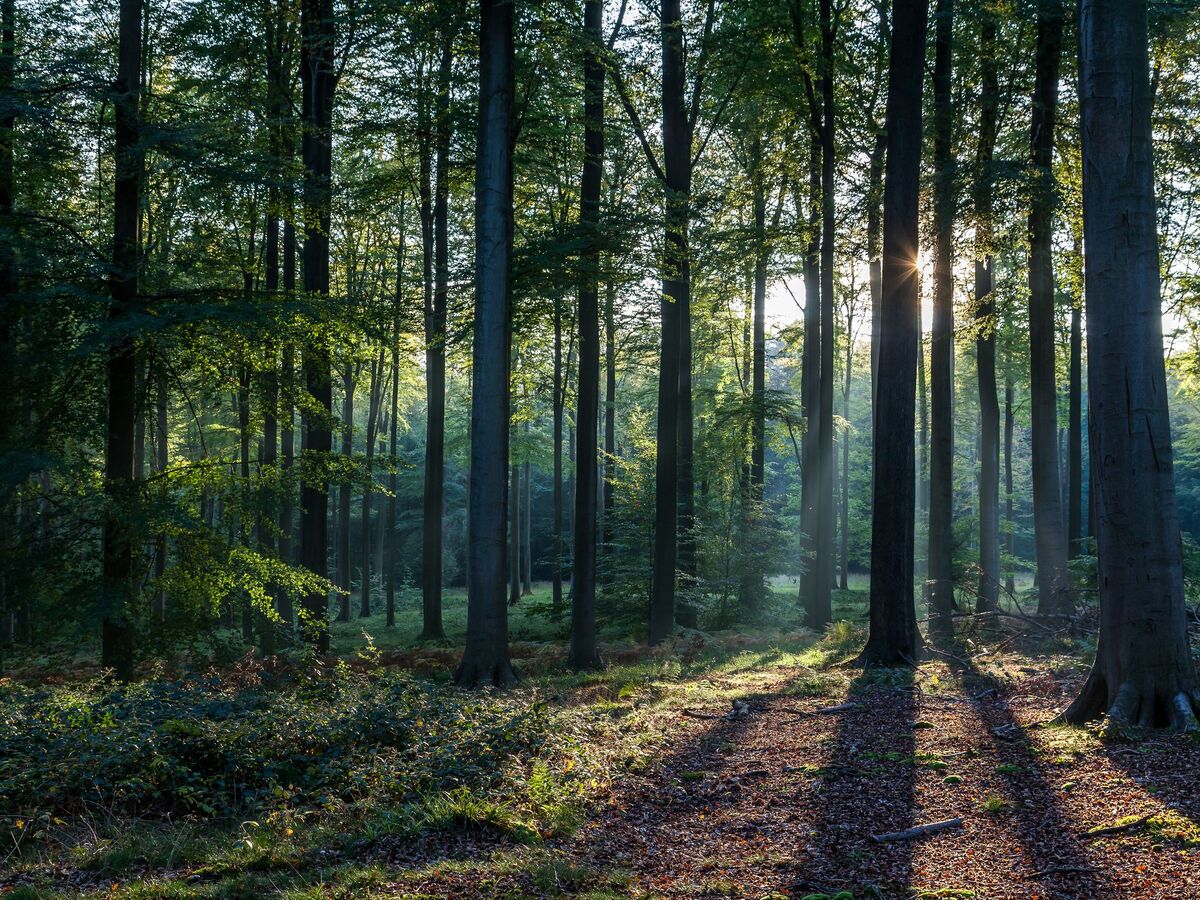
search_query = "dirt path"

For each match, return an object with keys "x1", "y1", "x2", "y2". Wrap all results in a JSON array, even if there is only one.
[{"x1": 541, "y1": 665, "x2": 1200, "y2": 898}]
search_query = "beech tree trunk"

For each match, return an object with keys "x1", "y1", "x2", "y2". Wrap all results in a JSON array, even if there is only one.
[
  {"x1": 861, "y1": 0, "x2": 928, "y2": 666},
  {"x1": 974, "y1": 1, "x2": 1000, "y2": 612},
  {"x1": 101, "y1": 0, "x2": 143, "y2": 680},
  {"x1": 298, "y1": 0, "x2": 335, "y2": 652},
  {"x1": 455, "y1": 0, "x2": 515, "y2": 686},
  {"x1": 1063, "y1": 0, "x2": 1199, "y2": 730},
  {"x1": 336, "y1": 364, "x2": 354, "y2": 622},
  {"x1": 509, "y1": 461, "x2": 520, "y2": 606},
  {"x1": 552, "y1": 294, "x2": 564, "y2": 616},
  {"x1": 360, "y1": 352, "x2": 383, "y2": 618},
  {"x1": 387, "y1": 233, "x2": 403, "y2": 629},
  {"x1": 1068, "y1": 276, "x2": 1083, "y2": 558},
  {"x1": 1004, "y1": 374, "x2": 1015, "y2": 596},
  {"x1": 570, "y1": 0, "x2": 603, "y2": 669},
  {"x1": 521, "y1": 455, "x2": 532, "y2": 594},
  {"x1": 1028, "y1": 0, "x2": 1070, "y2": 615},
  {"x1": 927, "y1": 0, "x2": 955, "y2": 634},
  {"x1": 799, "y1": 130, "x2": 821, "y2": 621}
]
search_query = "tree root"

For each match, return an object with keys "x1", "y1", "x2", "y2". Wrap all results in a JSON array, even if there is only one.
[
  {"x1": 453, "y1": 658, "x2": 518, "y2": 688},
  {"x1": 1061, "y1": 670, "x2": 1200, "y2": 731}
]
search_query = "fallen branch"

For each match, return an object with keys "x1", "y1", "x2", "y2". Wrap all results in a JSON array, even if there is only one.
[
  {"x1": 872, "y1": 818, "x2": 963, "y2": 842},
  {"x1": 776, "y1": 702, "x2": 860, "y2": 717},
  {"x1": 1081, "y1": 814, "x2": 1152, "y2": 840},
  {"x1": 682, "y1": 709, "x2": 723, "y2": 720}
]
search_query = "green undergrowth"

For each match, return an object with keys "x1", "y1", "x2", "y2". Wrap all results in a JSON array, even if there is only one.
[{"x1": 0, "y1": 625, "x2": 829, "y2": 896}]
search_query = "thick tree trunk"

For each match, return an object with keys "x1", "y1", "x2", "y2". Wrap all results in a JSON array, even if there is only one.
[
  {"x1": 868, "y1": 131, "x2": 885, "y2": 412},
  {"x1": 421, "y1": 37, "x2": 452, "y2": 640},
  {"x1": 650, "y1": 0, "x2": 690, "y2": 644},
  {"x1": 1028, "y1": 0, "x2": 1070, "y2": 615},
  {"x1": 814, "y1": 0, "x2": 836, "y2": 629},
  {"x1": 455, "y1": 0, "x2": 515, "y2": 686},
  {"x1": 570, "y1": 0, "x2": 603, "y2": 669},
  {"x1": 1064, "y1": 0, "x2": 1199, "y2": 730},
  {"x1": 861, "y1": 0, "x2": 928, "y2": 666},
  {"x1": 799, "y1": 131, "x2": 821, "y2": 622},
  {"x1": 927, "y1": 0, "x2": 955, "y2": 635},
  {"x1": 298, "y1": 0, "x2": 335, "y2": 652},
  {"x1": 974, "y1": 2, "x2": 1000, "y2": 613},
  {"x1": 101, "y1": 0, "x2": 143, "y2": 680}
]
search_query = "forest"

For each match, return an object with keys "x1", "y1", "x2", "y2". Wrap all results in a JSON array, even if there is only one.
[{"x1": 3, "y1": 0, "x2": 1200, "y2": 896}]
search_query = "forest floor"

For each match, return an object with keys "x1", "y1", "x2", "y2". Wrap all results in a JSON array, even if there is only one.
[{"x1": 3, "y1": 588, "x2": 1200, "y2": 898}]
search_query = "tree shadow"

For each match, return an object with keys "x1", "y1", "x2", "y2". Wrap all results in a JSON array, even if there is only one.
[
  {"x1": 785, "y1": 666, "x2": 918, "y2": 897},
  {"x1": 951, "y1": 654, "x2": 1121, "y2": 896}
]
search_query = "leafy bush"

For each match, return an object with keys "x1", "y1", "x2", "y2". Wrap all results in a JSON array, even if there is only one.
[{"x1": 0, "y1": 669, "x2": 555, "y2": 823}]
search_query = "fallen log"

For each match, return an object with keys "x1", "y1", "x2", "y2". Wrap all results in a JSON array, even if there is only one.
[
  {"x1": 872, "y1": 818, "x2": 963, "y2": 842},
  {"x1": 1081, "y1": 814, "x2": 1152, "y2": 840}
]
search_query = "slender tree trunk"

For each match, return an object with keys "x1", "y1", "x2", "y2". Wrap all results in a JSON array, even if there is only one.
[
  {"x1": 508, "y1": 461, "x2": 520, "y2": 606},
  {"x1": 1028, "y1": 0, "x2": 1070, "y2": 615},
  {"x1": 603, "y1": 276, "x2": 616, "y2": 551},
  {"x1": 421, "y1": 37, "x2": 452, "y2": 640},
  {"x1": 974, "y1": 2, "x2": 1000, "y2": 613},
  {"x1": 101, "y1": 0, "x2": 143, "y2": 680},
  {"x1": 153, "y1": 367, "x2": 168, "y2": 619},
  {"x1": 861, "y1": 0, "x2": 928, "y2": 666},
  {"x1": 1068, "y1": 261, "x2": 1083, "y2": 558},
  {"x1": 840, "y1": 315, "x2": 851, "y2": 590},
  {"x1": 0, "y1": 0, "x2": 13, "y2": 675},
  {"x1": 917, "y1": 320, "x2": 928, "y2": 516},
  {"x1": 455, "y1": 0, "x2": 515, "y2": 686},
  {"x1": 868, "y1": 132, "x2": 885, "y2": 412},
  {"x1": 799, "y1": 132, "x2": 821, "y2": 620},
  {"x1": 387, "y1": 227, "x2": 405, "y2": 629},
  {"x1": 553, "y1": 294, "x2": 564, "y2": 616},
  {"x1": 1064, "y1": 0, "x2": 1199, "y2": 729},
  {"x1": 521, "y1": 454, "x2": 532, "y2": 594},
  {"x1": 336, "y1": 364, "x2": 353, "y2": 621},
  {"x1": 298, "y1": 0, "x2": 335, "y2": 652},
  {"x1": 813, "y1": 0, "x2": 836, "y2": 631},
  {"x1": 570, "y1": 0, "x2": 604, "y2": 668},
  {"x1": 1004, "y1": 374, "x2": 1015, "y2": 596},
  {"x1": 927, "y1": 0, "x2": 955, "y2": 635},
  {"x1": 360, "y1": 352, "x2": 382, "y2": 618}
]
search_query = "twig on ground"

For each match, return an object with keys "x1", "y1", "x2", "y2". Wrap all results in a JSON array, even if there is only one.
[
  {"x1": 775, "y1": 702, "x2": 859, "y2": 717},
  {"x1": 1031, "y1": 865, "x2": 1097, "y2": 877},
  {"x1": 872, "y1": 818, "x2": 963, "y2": 842},
  {"x1": 1081, "y1": 814, "x2": 1153, "y2": 840}
]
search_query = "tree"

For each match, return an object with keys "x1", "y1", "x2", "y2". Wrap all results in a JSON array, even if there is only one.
[
  {"x1": 100, "y1": 0, "x2": 143, "y2": 681},
  {"x1": 1062, "y1": 0, "x2": 1200, "y2": 730},
  {"x1": 1027, "y1": 0, "x2": 1070, "y2": 616},
  {"x1": 455, "y1": 0, "x2": 516, "y2": 687},
  {"x1": 860, "y1": 0, "x2": 927, "y2": 666},
  {"x1": 927, "y1": 0, "x2": 955, "y2": 634},
  {"x1": 298, "y1": 0, "x2": 336, "y2": 652},
  {"x1": 569, "y1": 0, "x2": 604, "y2": 671},
  {"x1": 973, "y1": 0, "x2": 1001, "y2": 613}
]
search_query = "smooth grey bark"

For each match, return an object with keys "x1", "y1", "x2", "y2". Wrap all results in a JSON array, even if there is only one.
[
  {"x1": 1063, "y1": 0, "x2": 1199, "y2": 730},
  {"x1": 101, "y1": 0, "x2": 143, "y2": 680},
  {"x1": 1004, "y1": 374, "x2": 1015, "y2": 596},
  {"x1": 387, "y1": 229, "x2": 404, "y2": 629},
  {"x1": 336, "y1": 364, "x2": 353, "y2": 622},
  {"x1": 1068, "y1": 270, "x2": 1083, "y2": 558},
  {"x1": 570, "y1": 0, "x2": 603, "y2": 670},
  {"x1": 974, "y1": 1, "x2": 1000, "y2": 612},
  {"x1": 455, "y1": 0, "x2": 515, "y2": 686},
  {"x1": 360, "y1": 351, "x2": 383, "y2": 618},
  {"x1": 509, "y1": 460, "x2": 520, "y2": 606},
  {"x1": 1027, "y1": 0, "x2": 1070, "y2": 615},
  {"x1": 798, "y1": 130, "x2": 821, "y2": 621},
  {"x1": 927, "y1": 0, "x2": 955, "y2": 634},
  {"x1": 861, "y1": 0, "x2": 928, "y2": 666},
  {"x1": 298, "y1": 0, "x2": 335, "y2": 652}
]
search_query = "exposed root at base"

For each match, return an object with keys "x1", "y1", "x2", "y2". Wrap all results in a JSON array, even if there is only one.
[{"x1": 1060, "y1": 670, "x2": 1200, "y2": 731}]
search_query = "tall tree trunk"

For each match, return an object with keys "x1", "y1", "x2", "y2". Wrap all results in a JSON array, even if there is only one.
[
  {"x1": 153, "y1": 367, "x2": 168, "y2": 619},
  {"x1": 813, "y1": 0, "x2": 836, "y2": 631},
  {"x1": 0, "y1": 0, "x2": 13, "y2": 675},
  {"x1": 650, "y1": 0, "x2": 689, "y2": 644},
  {"x1": 840, "y1": 313, "x2": 851, "y2": 590},
  {"x1": 799, "y1": 131, "x2": 821, "y2": 620},
  {"x1": 101, "y1": 0, "x2": 143, "y2": 680},
  {"x1": 521, "y1": 454, "x2": 532, "y2": 594},
  {"x1": 387, "y1": 229, "x2": 405, "y2": 629},
  {"x1": 1004, "y1": 374, "x2": 1015, "y2": 596},
  {"x1": 336, "y1": 364, "x2": 354, "y2": 622},
  {"x1": 974, "y1": 0, "x2": 1001, "y2": 613},
  {"x1": 917, "y1": 319, "x2": 928, "y2": 516},
  {"x1": 238, "y1": 354, "x2": 253, "y2": 643},
  {"x1": 360, "y1": 352, "x2": 382, "y2": 617},
  {"x1": 927, "y1": 0, "x2": 955, "y2": 635},
  {"x1": 421, "y1": 36, "x2": 453, "y2": 640},
  {"x1": 570, "y1": 0, "x2": 603, "y2": 669},
  {"x1": 860, "y1": 0, "x2": 928, "y2": 666},
  {"x1": 1064, "y1": 0, "x2": 1199, "y2": 729},
  {"x1": 508, "y1": 461, "x2": 520, "y2": 606},
  {"x1": 455, "y1": 0, "x2": 515, "y2": 686},
  {"x1": 1068, "y1": 268, "x2": 1083, "y2": 558},
  {"x1": 552, "y1": 295, "x2": 564, "y2": 616},
  {"x1": 1028, "y1": 0, "x2": 1070, "y2": 615},
  {"x1": 298, "y1": 0, "x2": 335, "y2": 652},
  {"x1": 603, "y1": 276, "x2": 616, "y2": 551}
]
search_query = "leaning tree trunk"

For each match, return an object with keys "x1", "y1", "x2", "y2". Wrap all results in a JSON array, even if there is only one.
[
  {"x1": 570, "y1": 0, "x2": 603, "y2": 670},
  {"x1": 860, "y1": 0, "x2": 928, "y2": 667},
  {"x1": 1028, "y1": 0, "x2": 1070, "y2": 616},
  {"x1": 298, "y1": 0, "x2": 335, "y2": 652},
  {"x1": 974, "y1": 1, "x2": 1000, "y2": 612},
  {"x1": 927, "y1": 0, "x2": 955, "y2": 635},
  {"x1": 1063, "y1": 0, "x2": 1199, "y2": 730},
  {"x1": 456, "y1": 0, "x2": 516, "y2": 687},
  {"x1": 101, "y1": 0, "x2": 143, "y2": 681}
]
